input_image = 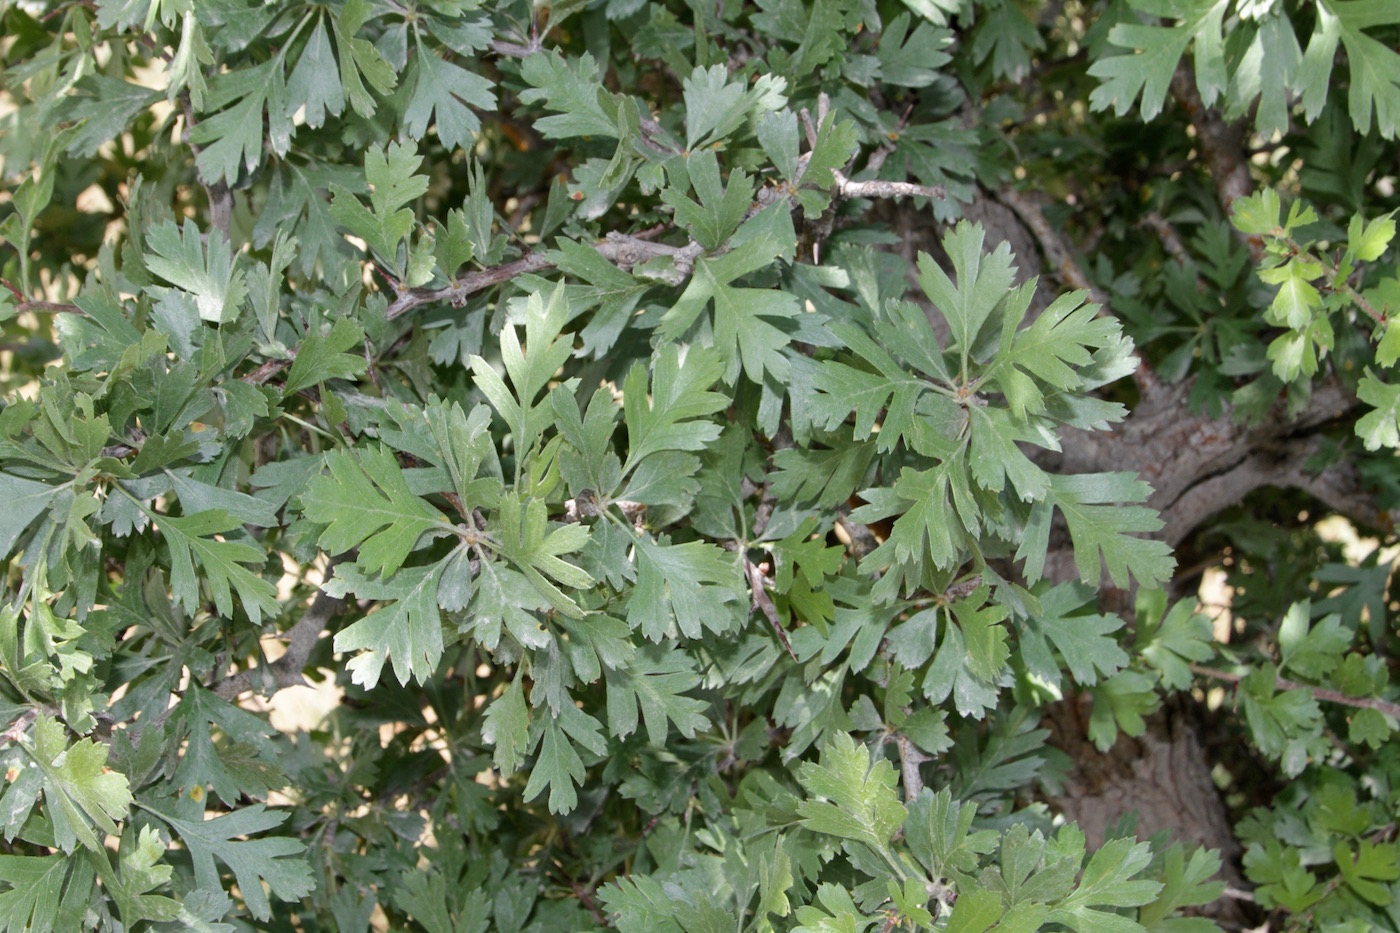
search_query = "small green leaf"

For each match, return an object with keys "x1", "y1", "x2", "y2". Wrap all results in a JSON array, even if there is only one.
[{"x1": 796, "y1": 731, "x2": 907, "y2": 853}]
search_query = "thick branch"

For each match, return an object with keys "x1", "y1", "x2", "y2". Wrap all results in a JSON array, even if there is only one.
[
  {"x1": 1161, "y1": 436, "x2": 1388, "y2": 546},
  {"x1": 211, "y1": 586, "x2": 345, "y2": 700},
  {"x1": 1170, "y1": 65, "x2": 1256, "y2": 254}
]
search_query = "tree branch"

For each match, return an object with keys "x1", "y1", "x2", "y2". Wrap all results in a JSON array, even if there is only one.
[
  {"x1": 211, "y1": 584, "x2": 345, "y2": 701},
  {"x1": 179, "y1": 92, "x2": 232, "y2": 240},
  {"x1": 1170, "y1": 65, "x2": 1257, "y2": 255},
  {"x1": 1193, "y1": 663, "x2": 1400, "y2": 721},
  {"x1": 895, "y1": 732, "x2": 927, "y2": 802}
]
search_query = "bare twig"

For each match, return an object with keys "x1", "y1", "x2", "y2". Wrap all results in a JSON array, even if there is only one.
[
  {"x1": 1192, "y1": 663, "x2": 1400, "y2": 721},
  {"x1": 179, "y1": 93, "x2": 233, "y2": 239},
  {"x1": 1141, "y1": 212, "x2": 1193, "y2": 267},
  {"x1": 384, "y1": 233, "x2": 705, "y2": 320},
  {"x1": 833, "y1": 170, "x2": 946, "y2": 202},
  {"x1": 0, "y1": 709, "x2": 37, "y2": 746},
  {"x1": 895, "y1": 732, "x2": 927, "y2": 801},
  {"x1": 743, "y1": 555, "x2": 796, "y2": 661}
]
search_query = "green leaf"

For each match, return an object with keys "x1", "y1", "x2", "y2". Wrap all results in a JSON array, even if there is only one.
[
  {"x1": 493, "y1": 492, "x2": 593, "y2": 617},
  {"x1": 482, "y1": 677, "x2": 531, "y2": 777},
  {"x1": 877, "y1": 14, "x2": 952, "y2": 87},
  {"x1": 1278, "y1": 601, "x2": 1350, "y2": 680},
  {"x1": 523, "y1": 705, "x2": 606, "y2": 815},
  {"x1": 330, "y1": 0, "x2": 397, "y2": 116},
  {"x1": 20, "y1": 715, "x2": 131, "y2": 853},
  {"x1": 953, "y1": 586, "x2": 1010, "y2": 683},
  {"x1": 1021, "y1": 473, "x2": 1174, "y2": 589},
  {"x1": 1299, "y1": 1, "x2": 1400, "y2": 138},
  {"x1": 550, "y1": 239, "x2": 649, "y2": 356},
  {"x1": 621, "y1": 344, "x2": 727, "y2": 475},
  {"x1": 1088, "y1": 0, "x2": 1229, "y2": 120},
  {"x1": 1259, "y1": 258, "x2": 1324, "y2": 329},
  {"x1": 302, "y1": 446, "x2": 448, "y2": 577},
  {"x1": 190, "y1": 61, "x2": 289, "y2": 184},
  {"x1": 657, "y1": 208, "x2": 800, "y2": 382},
  {"x1": 792, "y1": 883, "x2": 877, "y2": 933},
  {"x1": 518, "y1": 51, "x2": 619, "y2": 139},
  {"x1": 661, "y1": 150, "x2": 754, "y2": 251},
  {"x1": 796, "y1": 731, "x2": 907, "y2": 853},
  {"x1": 285, "y1": 18, "x2": 344, "y2": 129},
  {"x1": 160, "y1": 510, "x2": 280, "y2": 625},
  {"x1": 917, "y1": 222, "x2": 1017, "y2": 366},
  {"x1": 1088, "y1": 669, "x2": 1160, "y2": 750},
  {"x1": 144, "y1": 220, "x2": 247, "y2": 325},
  {"x1": 605, "y1": 644, "x2": 709, "y2": 744},
  {"x1": 1134, "y1": 592, "x2": 1214, "y2": 690},
  {"x1": 1348, "y1": 210, "x2": 1396, "y2": 263},
  {"x1": 56, "y1": 76, "x2": 160, "y2": 158},
  {"x1": 284, "y1": 318, "x2": 368, "y2": 396},
  {"x1": 1357, "y1": 368, "x2": 1400, "y2": 449},
  {"x1": 324, "y1": 560, "x2": 445, "y2": 688},
  {"x1": 1138, "y1": 844, "x2": 1225, "y2": 929},
  {"x1": 1240, "y1": 665, "x2": 1327, "y2": 776},
  {"x1": 904, "y1": 788, "x2": 998, "y2": 888},
  {"x1": 0, "y1": 852, "x2": 95, "y2": 933},
  {"x1": 403, "y1": 41, "x2": 496, "y2": 152},
  {"x1": 626, "y1": 535, "x2": 740, "y2": 641},
  {"x1": 1050, "y1": 837, "x2": 1162, "y2": 932},
  {"x1": 0, "y1": 474, "x2": 59, "y2": 559},
  {"x1": 146, "y1": 804, "x2": 313, "y2": 922},
  {"x1": 169, "y1": 684, "x2": 281, "y2": 805},
  {"x1": 471, "y1": 285, "x2": 577, "y2": 456},
  {"x1": 329, "y1": 142, "x2": 429, "y2": 264},
  {"x1": 1334, "y1": 839, "x2": 1400, "y2": 906},
  {"x1": 1023, "y1": 584, "x2": 1128, "y2": 687}
]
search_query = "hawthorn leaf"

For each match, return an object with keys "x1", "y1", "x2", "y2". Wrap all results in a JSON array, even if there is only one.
[
  {"x1": 403, "y1": 44, "x2": 496, "y2": 152},
  {"x1": 1089, "y1": 0, "x2": 1229, "y2": 120},
  {"x1": 522, "y1": 705, "x2": 606, "y2": 815},
  {"x1": 518, "y1": 51, "x2": 619, "y2": 139},
  {"x1": 0, "y1": 853, "x2": 95, "y2": 933},
  {"x1": 325, "y1": 561, "x2": 446, "y2": 688},
  {"x1": 482, "y1": 677, "x2": 531, "y2": 777},
  {"x1": 301, "y1": 446, "x2": 449, "y2": 577},
  {"x1": 21, "y1": 715, "x2": 131, "y2": 853},
  {"x1": 0, "y1": 474, "x2": 59, "y2": 559},
  {"x1": 146, "y1": 804, "x2": 313, "y2": 922},
  {"x1": 604, "y1": 644, "x2": 709, "y2": 744},
  {"x1": 1021, "y1": 473, "x2": 1174, "y2": 589},
  {"x1": 626, "y1": 535, "x2": 740, "y2": 641},
  {"x1": 1357, "y1": 368, "x2": 1400, "y2": 449},
  {"x1": 144, "y1": 220, "x2": 247, "y2": 325},
  {"x1": 160, "y1": 510, "x2": 279, "y2": 625},
  {"x1": 1134, "y1": 592, "x2": 1214, "y2": 690},
  {"x1": 1023, "y1": 584, "x2": 1128, "y2": 687},
  {"x1": 796, "y1": 731, "x2": 907, "y2": 852}
]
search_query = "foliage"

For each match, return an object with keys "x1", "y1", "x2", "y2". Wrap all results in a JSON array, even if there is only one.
[{"x1": 1, "y1": 0, "x2": 1400, "y2": 931}]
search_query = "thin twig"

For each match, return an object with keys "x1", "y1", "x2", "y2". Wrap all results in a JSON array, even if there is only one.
[
  {"x1": 743, "y1": 555, "x2": 796, "y2": 661},
  {"x1": 832, "y1": 170, "x2": 945, "y2": 202},
  {"x1": 1192, "y1": 663, "x2": 1400, "y2": 721},
  {"x1": 894, "y1": 732, "x2": 927, "y2": 801},
  {"x1": 179, "y1": 92, "x2": 233, "y2": 240}
]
